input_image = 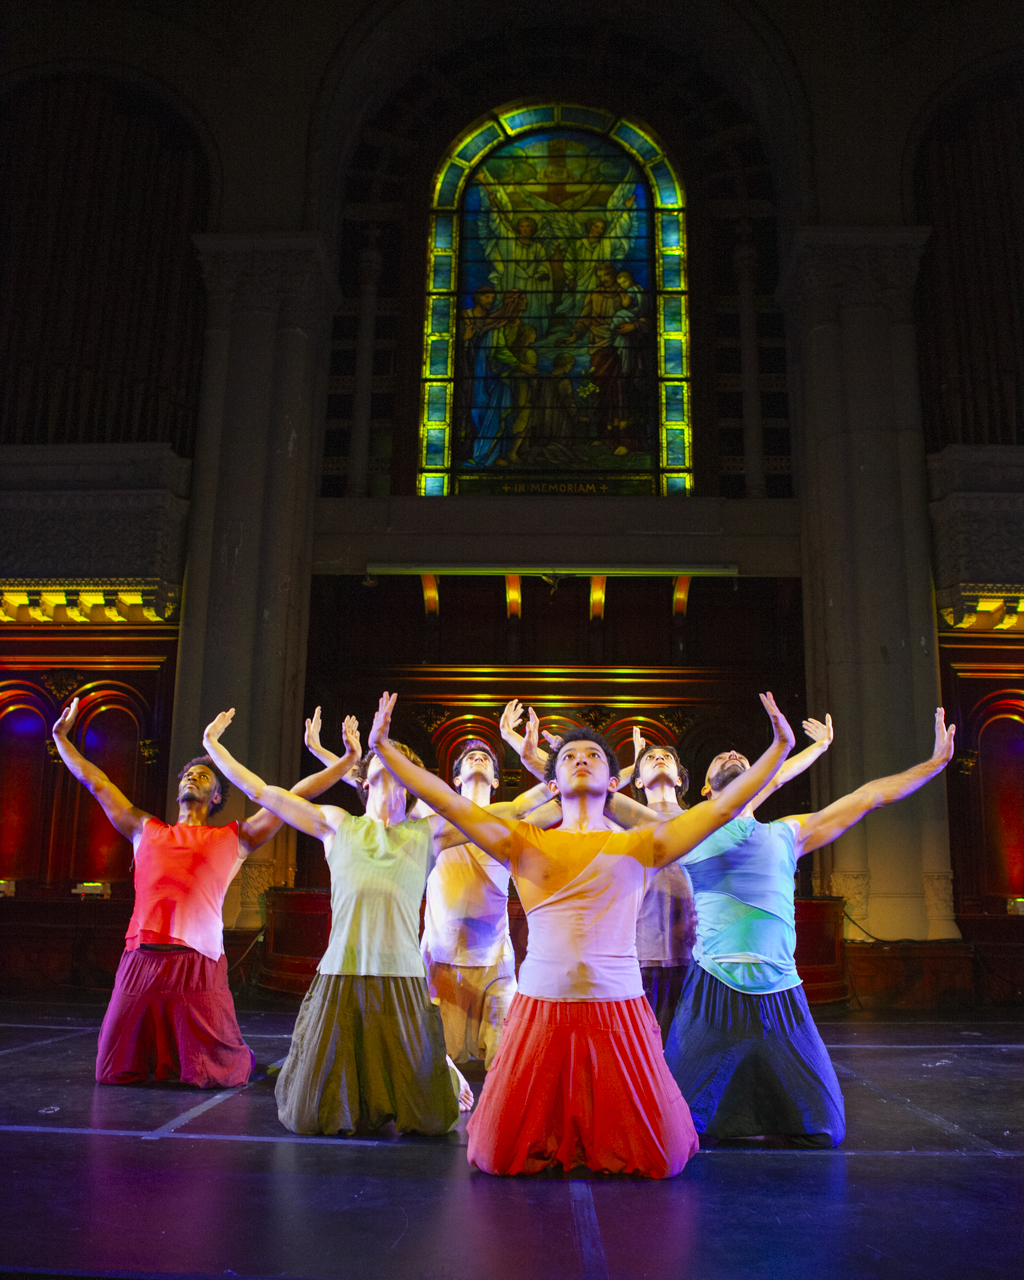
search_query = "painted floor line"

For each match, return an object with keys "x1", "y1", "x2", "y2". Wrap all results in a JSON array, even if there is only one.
[
  {"x1": 824, "y1": 1044, "x2": 1024, "y2": 1050},
  {"x1": 835, "y1": 1064, "x2": 996, "y2": 1153},
  {"x1": 0, "y1": 1030, "x2": 96, "y2": 1057},
  {"x1": 569, "y1": 1180, "x2": 609, "y2": 1280},
  {"x1": 0, "y1": 1123, "x2": 1017, "y2": 1157},
  {"x1": 0, "y1": 1023, "x2": 103, "y2": 1030},
  {"x1": 142, "y1": 1087, "x2": 246, "y2": 1138}
]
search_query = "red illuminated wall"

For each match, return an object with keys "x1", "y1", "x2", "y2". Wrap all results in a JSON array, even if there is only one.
[{"x1": 0, "y1": 628, "x2": 177, "y2": 898}]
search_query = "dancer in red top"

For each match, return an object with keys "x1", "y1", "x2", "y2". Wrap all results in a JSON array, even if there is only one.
[
  {"x1": 368, "y1": 688, "x2": 795, "y2": 1178},
  {"x1": 51, "y1": 698, "x2": 355, "y2": 1088}
]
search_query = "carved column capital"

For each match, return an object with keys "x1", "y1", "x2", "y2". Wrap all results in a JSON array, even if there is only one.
[
  {"x1": 194, "y1": 234, "x2": 338, "y2": 328},
  {"x1": 831, "y1": 869, "x2": 870, "y2": 919},
  {"x1": 779, "y1": 227, "x2": 931, "y2": 333},
  {"x1": 235, "y1": 854, "x2": 279, "y2": 931}
]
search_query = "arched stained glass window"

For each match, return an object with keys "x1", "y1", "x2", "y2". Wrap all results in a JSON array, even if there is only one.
[{"x1": 420, "y1": 104, "x2": 689, "y2": 497}]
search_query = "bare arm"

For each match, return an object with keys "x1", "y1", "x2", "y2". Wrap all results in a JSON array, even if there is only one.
[
  {"x1": 238, "y1": 714, "x2": 362, "y2": 851},
  {"x1": 745, "y1": 715, "x2": 833, "y2": 815},
  {"x1": 202, "y1": 710, "x2": 346, "y2": 843},
  {"x1": 606, "y1": 791, "x2": 660, "y2": 828},
  {"x1": 788, "y1": 708, "x2": 955, "y2": 855},
  {"x1": 617, "y1": 726, "x2": 646, "y2": 791},
  {"x1": 651, "y1": 693, "x2": 795, "y2": 867},
  {"x1": 51, "y1": 697, "x2": 150, "y2": 841},
  {"x1": 370, "y1": 693, "x2": 515, "y2": 865}
]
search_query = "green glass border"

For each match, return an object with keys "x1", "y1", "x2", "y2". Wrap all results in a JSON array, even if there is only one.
[{"x1": 420, "y1": 103, "x2": 691, "y2": 496}]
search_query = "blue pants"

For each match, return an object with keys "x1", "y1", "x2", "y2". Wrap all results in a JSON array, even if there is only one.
[{"x1": 664, "y1": 964, "x2": 845, "y2": 1146}]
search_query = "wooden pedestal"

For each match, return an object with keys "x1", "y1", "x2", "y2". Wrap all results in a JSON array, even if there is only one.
[
  {"x1": 258, "y1": 888, "x2": 331, "y2": 995},
  {"x1": 794, "y1": 897, "x2": 849, "y2": 1004}
]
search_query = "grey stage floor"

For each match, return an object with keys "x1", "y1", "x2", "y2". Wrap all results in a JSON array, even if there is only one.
[{"x1": 0, "y1": 997, "x2": 1021, "y2": 1280}]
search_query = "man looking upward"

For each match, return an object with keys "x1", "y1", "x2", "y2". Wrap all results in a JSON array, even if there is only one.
[
  {"x1": 50, "y1": 697, "x2": 353, "y2": 1089},
  {"x1": 420, "y1": 736, "x2": 518, "y2": 1071},
  {"x1": 629, "y1": 717, "x2": 834, "y2": 1041},
  {"x1": 664, "y1": 708, "x2": 955, "y2": 1148},
  {"x1": 368, "y1": 689, "x2": 795, "y2": 1178}
]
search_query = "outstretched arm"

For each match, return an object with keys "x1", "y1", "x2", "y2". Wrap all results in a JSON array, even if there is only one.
[
  {"x1": 651, "y1": 693, "x2": 795, "y2": 867},
  {"x1": 202, "y1": 711, "x2": 346, "y2": 843},
  {"x1": 238, "y1": 713, "x2": 362, "y2": 851},
  {"x1": 788, "y1": 708, "x2": 955, "y2": 855},
  {"x1": 370, "y1": 693, "x2": 515, "y2": 865},
  {"x1": 745, "y1": 715, "x2": 833, "y2": 815},
  {"x1": 51, "y1": 698, "x2": 150, "y2": 841},
  {"x1": 617, "y1": 726, "x2": 646, "y2": 791}
]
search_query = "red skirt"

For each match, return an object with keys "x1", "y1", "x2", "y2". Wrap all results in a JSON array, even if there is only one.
[
  {"x1": 466, "y1": 993, "x2": 699, "y2": 1177},
  {"x1": 96, "y1": 948, "x2": 253, "y2": 1089}
]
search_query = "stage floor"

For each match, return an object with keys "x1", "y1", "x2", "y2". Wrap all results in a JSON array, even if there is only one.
[{"x1": 0, "y1": 997, "x2": 1021, "y2": 1280}]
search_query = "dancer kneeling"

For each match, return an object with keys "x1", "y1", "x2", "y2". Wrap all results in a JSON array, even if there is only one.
[
  {"x1": 368, "y1": 689, "x2": 795, "y2": 1178},
  {"x1": 51, "y1": 698, "x2": 348, "y2": 1089},
  {"x1": 202, "y1": 710, "x2": 553, "y2": 1136},
  {"x1": 664, "y1": 708, "x2": 956, "y2": 1148}
]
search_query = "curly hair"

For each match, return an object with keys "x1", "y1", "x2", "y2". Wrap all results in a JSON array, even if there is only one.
[
  {"x1": 177, "y1": 755, "x2": 231, "y2": 816},
  {"x1": 543, "y1": 727, "x2": 620, "y2": 791},
  {"x1": 452, "y1": 739, "x2": 500, "y2": 791},
  {"x1": 352, "y1": 742, "x2": 425, "y2": 811},
  {"x1": 631, "y1": 743, "x2": 689, "y2": 806}
]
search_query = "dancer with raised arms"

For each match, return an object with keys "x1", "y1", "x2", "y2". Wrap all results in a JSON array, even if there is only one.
[
  {"x1": 50, "y1": 697, "x2": 353, "y2": 1089},
  {"x1": 662, "y1": 708, "x2": 954, "y2": 1148},
  {"x1": 200, "y1": 708, "x2": 556, "y2": 1137},
  {"x1": 367, "y1": 688, "x2": 796, "y2": 1178}
]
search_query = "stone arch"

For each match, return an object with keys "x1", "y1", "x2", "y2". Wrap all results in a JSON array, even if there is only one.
[{"x1": 309, "y1": 2, "x2": 806, "y2": 498}]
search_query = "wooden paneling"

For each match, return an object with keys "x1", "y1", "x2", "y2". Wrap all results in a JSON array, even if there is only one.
[{"x1": 297, "y1": 573, "x2": 810, "y2": 888}]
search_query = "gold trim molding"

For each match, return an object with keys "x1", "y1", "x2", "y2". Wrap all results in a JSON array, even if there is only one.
[{"x1": 0, "y1": 579, "x2": 179, "y2": 625}]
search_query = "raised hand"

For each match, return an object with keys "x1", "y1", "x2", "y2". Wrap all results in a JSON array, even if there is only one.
[
  {"x1": 541, "y1": 729, "x2": 563, "y2": 751},
  {"x1": 52, "y1": 696, "x2": 80, "y2": 740},
  {"x1": 304, "y1": 706, "x2": 325, "y2": 755},
  {"x1": 499, "y1": 699, "x2": 525, "y2": 746},
  {"x1": 802, "y1": 715, "x2": 833, "y2": 748},
  {"x1": 202, "y1": 708, "x2": 235, "y2": 748},
  {"x1": 759, "y1": 692, "x2": 795, "y2": 750},
  {"x1": 342, "y1": 714, "x2": 361, "y2": 760},
  {"x1": 932, "y1": 707, "x2": 956, "y2": 766},
  {"x1": 521, "y1": 708, "x2": 554, "y2": 781},
  {"x1": 632, "y1": 725, "x2": 647, "y2": 762},
  {"x1": 367, "y1": 692, "x2": 397, "y2": 753}
]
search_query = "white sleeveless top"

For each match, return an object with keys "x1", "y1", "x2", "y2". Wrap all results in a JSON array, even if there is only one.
[
  {"x1": 421, "y1": 841, "x2": 515, "y2": 971},
  {"x1": 508, "y1": 822, "x2": 656, "y2": 1001}
]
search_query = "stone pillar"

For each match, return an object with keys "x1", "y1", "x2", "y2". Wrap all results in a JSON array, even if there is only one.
[
  {"x1": 169, "y1": 235, "x2": 336, "y2": 927},
  {"x1": 734, "y1": 222, "x2": 766, "y2": 499},
  {"x1": 780, "y1": 227, "x2": 960, "y2": 942},
  {"x1": 346, "y1": 228, "x2": 382, "y2": 499}
]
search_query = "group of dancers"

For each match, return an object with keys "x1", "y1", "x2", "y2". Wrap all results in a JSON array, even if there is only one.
[{"x1": 51, "y1": 686, "x2": 956, "y2": 1177}]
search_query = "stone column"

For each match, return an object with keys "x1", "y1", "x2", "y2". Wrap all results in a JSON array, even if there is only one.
[
  {"x1": 780, "y1": 227, "x2": 960, "y2": 942},
  {"x1": 170, "y1": 235, "x2": 336, "y2": 927},
  {"x1": 346, "y1": 228, "x2": 382, "y2": 499},
  {"x1": 734, "y1": 222, "x2": 766, "y2": 499}
]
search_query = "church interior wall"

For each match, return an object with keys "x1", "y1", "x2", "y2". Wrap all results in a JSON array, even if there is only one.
[{"x1": 2, "y1": 0, "x2": 1023, "y2": 1004}]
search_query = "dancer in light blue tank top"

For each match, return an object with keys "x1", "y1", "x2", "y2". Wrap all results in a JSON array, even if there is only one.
[{"x1": 664, "y1": 708, "x2": 956, "y2": 1147}]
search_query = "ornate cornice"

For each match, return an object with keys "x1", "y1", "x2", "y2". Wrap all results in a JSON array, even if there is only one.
[{"x1": 0, "y1": 578, "x2": 179, "y2": 624}]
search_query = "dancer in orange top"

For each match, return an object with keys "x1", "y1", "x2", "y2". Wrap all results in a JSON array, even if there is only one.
[{"x1": 51, "y1": 698, "x2": 354, "y2": 1088}]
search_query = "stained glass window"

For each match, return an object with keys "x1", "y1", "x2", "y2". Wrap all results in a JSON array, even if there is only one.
[{"x1": 420, "y1": 104, "x2": 689, "y2": 497}]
